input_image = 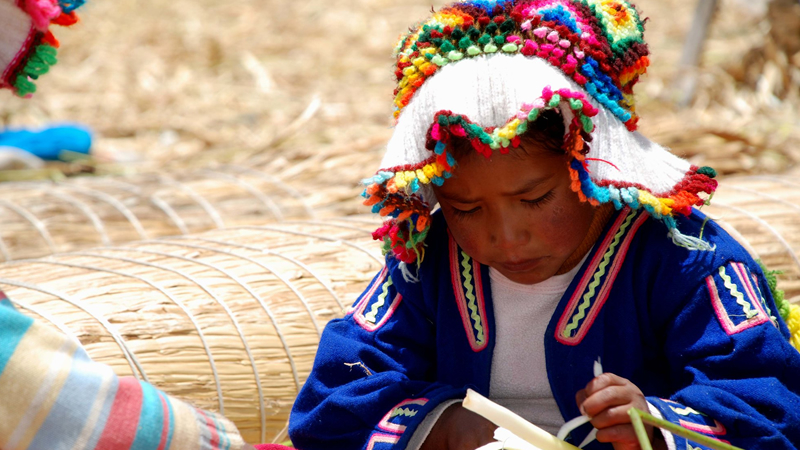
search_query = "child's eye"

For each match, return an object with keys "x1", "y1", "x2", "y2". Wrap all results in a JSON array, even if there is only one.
[
  {"x1": 522, "y1": 190, "x2": 555, "y2": 208},
  {"x1": 452, "y1": 206, "x2": 480, "y2": 218}
]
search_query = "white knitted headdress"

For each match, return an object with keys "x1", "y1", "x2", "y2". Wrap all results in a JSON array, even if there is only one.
[{"x1": 362, "y1": 0, "x2": 718, "y2": 264}]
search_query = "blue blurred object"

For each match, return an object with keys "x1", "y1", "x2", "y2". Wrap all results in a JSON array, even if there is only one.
[{"x1": 0, "y1": 124, "x2": 92, "y2": 161}]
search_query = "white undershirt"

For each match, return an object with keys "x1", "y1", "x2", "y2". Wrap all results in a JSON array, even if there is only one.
[
  {"x1": 487, "y1": 259, "x2": 585, "y2": 436},
  {"x1": 407, "y1": 257, "x2": 585, "y2": 449}
]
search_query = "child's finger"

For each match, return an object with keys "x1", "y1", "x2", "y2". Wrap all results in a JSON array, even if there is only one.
[
  {"x1": 594, "y1": 423, "x2": 641, "y2": 446},
  {"x1": 586, "y1": 402, "x2": 637, "y2": 429},
  {"x1": 583, "y1": 372, "x2": 628, "y2": 395},
  {"x1": 575, "y1": 388, "x2": 588, "y2": 413},
  {"x1": 580, "y1": 385, "x2": 635, "y2": 417}
]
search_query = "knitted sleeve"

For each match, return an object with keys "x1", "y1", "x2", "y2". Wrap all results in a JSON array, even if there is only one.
[
  {"x1": 646, "y1": 260, "x2": 800, "y2": 450},
  {"x1": 0, "y1": 292, "x2": 246, "y2": 450},
  {"x1": 288, "y1": 259, "x2": 466, "y2": 450}
]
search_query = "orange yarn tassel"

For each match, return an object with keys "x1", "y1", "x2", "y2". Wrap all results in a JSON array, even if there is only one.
[
  {"x1": 42, "y1": 30, "x2": 60, "y2": 48},
  {"x1": 53, "y1": 11, "x2": 79, "y2": 26}
]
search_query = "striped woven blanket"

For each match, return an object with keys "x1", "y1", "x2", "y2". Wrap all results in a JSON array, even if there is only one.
[{"x1": 0, "y1": 291, "x2": 245, "y2": 450}]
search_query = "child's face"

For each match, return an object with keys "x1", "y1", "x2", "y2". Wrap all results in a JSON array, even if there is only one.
[{"x1": 433, "y1": 142, "x2": 596, "y2": 285}]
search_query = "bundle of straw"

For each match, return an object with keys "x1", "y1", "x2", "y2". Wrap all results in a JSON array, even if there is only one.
[
  {"x1": 0, "y1": 165, "x2": 315, "y2": 262},
  {"x1": 0, "y1": 217, "x2": 382, "y2": 444},
  {"x1": 705, "y1": 176, "x2": 800, "y2": 301}
]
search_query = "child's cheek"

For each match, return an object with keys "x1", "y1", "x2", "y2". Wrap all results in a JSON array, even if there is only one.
[
  {"x1": 544, "y1": 199, "x2": 592, "y2": 247},
  {"x1": 444, "y1": 216, "x2": 487, "y2": 263}
]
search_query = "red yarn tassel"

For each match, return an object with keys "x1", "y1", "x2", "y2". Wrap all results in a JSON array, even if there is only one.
[
  {"x1": 53, "y1": 11, "x2": 79, "y2": 26},
  {"x1": 42, "y1": 30, "x2": 60, "y2": 48}
]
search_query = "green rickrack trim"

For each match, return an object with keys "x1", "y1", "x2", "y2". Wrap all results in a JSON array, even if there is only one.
[
  {"x1": 390, "y1": 407, "x2": 418, "y2": 418},
  {"x1": 364, "y1": 276, "x2": 393, "y2": 324},
  {"x1": 460, "y1": 250, "x2": 486, "y2": 345},
  {"x1": 719, "y1": 266, "x2": 758, "y2": 319},
  {"x1": 12, "y1": 43, "x2": 58, "y2": 96},
  {"x1": 562, "y1": 209, "x2": 636, "y2": 338}
]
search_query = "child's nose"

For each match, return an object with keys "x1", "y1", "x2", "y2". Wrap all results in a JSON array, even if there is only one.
[{"x1": 490, "y1": 217, "x2": 528, "y2": 249}]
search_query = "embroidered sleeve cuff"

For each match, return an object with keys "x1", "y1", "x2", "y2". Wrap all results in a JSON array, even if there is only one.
[
  {"x1": 366, "y1": 387, "x2": 466, "y2": 450},
  {"x1": 404, "y1": 398, "x2": 462, "y2": 450},
  {"x1": 646, "y1": 397, "x2": 728, "y2": 450},
  {"x1": 647, "y1": 401, "x2": 676, "y2": 450}
]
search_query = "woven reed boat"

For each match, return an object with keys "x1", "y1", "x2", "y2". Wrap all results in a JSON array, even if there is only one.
[
  {"x1": 0, "y1": 217, "x2": 381, "y2": 444},
  {"x1": 0, "y1": 166, "x2": 315, "y2": 262}
]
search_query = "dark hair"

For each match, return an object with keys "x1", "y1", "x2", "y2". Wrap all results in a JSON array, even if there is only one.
[{"x1": 448, "y1": 109, "x2": 565, "y2": 160}]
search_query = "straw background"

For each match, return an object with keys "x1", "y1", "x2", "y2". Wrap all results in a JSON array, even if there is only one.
[
  {"x1": 1, "y1": 0, "x2": 798, "y2": 191},
  {"x1": 0, "y1": 218, "x2": 382, "y2": 444},
  {"x1": 705, "y1": 174, "x2": 800, "y2": 301},
  {"x1": 0, "y1": 166, "x2": 317, "y2": 261}
]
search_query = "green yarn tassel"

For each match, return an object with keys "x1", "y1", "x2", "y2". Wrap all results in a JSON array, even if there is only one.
[
  {"x1": 13, "y1": 76, "x2": 37, "y2": 96},
  {"x1": 697, "y1": 166, "x2": 717, "y2": 178},
  {"x1": 758, "y1": 260, "x2": 788, "y2": 321},
  {"x1": 27, "y1": 44, "x2": 58, "y2": 75},
  {"x1": 12, "y1": 43, "x2": 58, "y2": 97}
]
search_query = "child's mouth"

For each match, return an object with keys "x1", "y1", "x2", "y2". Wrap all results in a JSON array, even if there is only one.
[{"x1": 499, "y1": 258, "x2": 545, "y2": 273}]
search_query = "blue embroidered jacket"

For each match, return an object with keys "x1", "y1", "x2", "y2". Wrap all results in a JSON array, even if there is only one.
[{"x1": 289, "y1": 208, "x2": 800, "y2": 450}]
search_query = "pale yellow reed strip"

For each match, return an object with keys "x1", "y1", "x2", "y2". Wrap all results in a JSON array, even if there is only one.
[
  {"x1": 200, "y1": 170, "x2": 284, "y2": 221},
  {"x1": 463, "y1": 389, "x2": 579, "y2": 450},
  {"x1": 171, "y1": 238, "x2": 323, "y2": 336},
  {"x1": 157, "y1": 174, "x2": 226, "y2": 228},
  {"x1": 56, "y1": 184, "x2": 149, "y2": 240},
  {"x1": 12, "y1": 259, "x2": 226, "y2": 410},
  {"x1": 0, "y1": 199, "x2": 57, "y2": 253},
  {"x1": 75, "y1": 249, "x2": 268, "y2": 443},
  {"x1": 123, "y1": 244, "x2": 303, "y2": 392},
  {"x1": 0, "y1": 277, "x2": 146, "y2": 380},
  {"x1": 190, "y1": 236, "x2": 345, "y2": 311},
  {"x1": 241, "y1": 226, "x2": 383, "y2": 264}
]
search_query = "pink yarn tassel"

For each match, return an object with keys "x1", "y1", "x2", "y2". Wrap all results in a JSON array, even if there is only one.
[{"x1": 25, "y1": 0, "x2": 62, "y2": 30}]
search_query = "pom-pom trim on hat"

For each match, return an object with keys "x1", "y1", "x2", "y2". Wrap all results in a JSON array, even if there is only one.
[
  {"x1": 363, "y1": 85, "x2": 718, "y2": 264},
  {"x1": 1, "y1": 1, "x2": 84, "y2": 97},
  {"x1": 392, "y1": 0, "x2": 649, "y2": 131}
]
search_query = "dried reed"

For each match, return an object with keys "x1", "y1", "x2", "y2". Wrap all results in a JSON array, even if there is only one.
[
  {"x1": 0, "y1": 166, "x2": 317, "y2": 261},
  {"x1": 0, "y1": 218, "x2": 382, "y2": 444},
  {"x1": 705, "y1": 175, "x2": 800, "y2": 301}
]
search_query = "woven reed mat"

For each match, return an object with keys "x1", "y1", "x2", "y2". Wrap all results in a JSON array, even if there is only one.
[
  {"x1": 704, "y1": 175, "x2": 800, "y2": 302},
  {"x1": 0, "y1": 217, "x2": 382, "y2": 444},
  {"x1": 0, "y1": 166, "x2": 320, "y2": 262}
]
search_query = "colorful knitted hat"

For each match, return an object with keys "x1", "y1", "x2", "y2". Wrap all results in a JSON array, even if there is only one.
[
  {"x1": 362, "y1": 0, "x2": 718, "y2": 265},
  {"x1": 0, "y1": 0, "x2": 85, "y2": 97}
]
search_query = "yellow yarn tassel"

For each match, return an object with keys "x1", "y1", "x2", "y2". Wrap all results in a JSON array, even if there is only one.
[{"x1": 787, "y1": 303, "x2": 800, "y2": 351}]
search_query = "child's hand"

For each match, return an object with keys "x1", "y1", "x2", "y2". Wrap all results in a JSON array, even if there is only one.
[
  {"x1": 421, "y1": 404, "x2": 497, "y2": 450},
  {"x1": 576, "y1": 373, "x2": 666, "y2": 450}
]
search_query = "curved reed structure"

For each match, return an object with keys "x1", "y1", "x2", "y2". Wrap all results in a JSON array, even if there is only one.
[
  {"x1": 0, "y1": 166, "x2": 315, "y2": 261},
  {"x1": 0, "y1": 218, "x2": 381, "y2": 444},
  {"x1": 704, "y1": 175, "x2": 800, "y2": 300}
]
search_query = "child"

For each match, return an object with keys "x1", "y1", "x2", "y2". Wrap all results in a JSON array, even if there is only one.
[{"x1": 289, "y1": 1, "x2": 800, "y2": 449}]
